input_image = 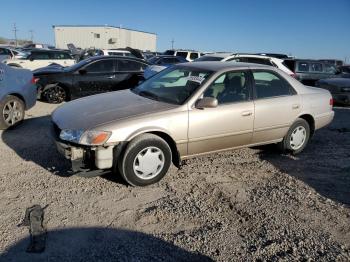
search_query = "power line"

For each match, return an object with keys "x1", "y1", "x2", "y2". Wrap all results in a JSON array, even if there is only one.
[{"x1": 29, "y1": 30, "x2": 34, "y2": 42}]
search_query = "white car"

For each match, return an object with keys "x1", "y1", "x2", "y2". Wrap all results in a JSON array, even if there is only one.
[
  {"x1": 163, "y1": 49, "x2": 202, "y2": 62},
  {"x1": 3, "y1": 50, "x2": 76, "y2": 71},
  {"x1": 196, "y1": 53, "x2": 295, "y2": 77},
  {"x1": 101, "y1": 49, "x2": 135, "y2": 57}
]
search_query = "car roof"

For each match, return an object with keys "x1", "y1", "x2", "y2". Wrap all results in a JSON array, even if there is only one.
[
  {"x1": 85, "y1": 55, "x2": 148, "y2": 64},
  {"x1": 176, "y1": 61, "x2": 268, "y2": 71},
  {"x1": 202, "y1": 52, "x2": 234, "y2": 58}
]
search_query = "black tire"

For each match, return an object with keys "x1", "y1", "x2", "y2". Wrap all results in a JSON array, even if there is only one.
[
  {"x1": 43, "y1": 84, "x2": 67, "y2": 104},
  {"x1": 118, "y1": 134, "x2": 172, "y2": 186},
  {"x1": 0, "y1": 95, "x2": 25, "y2": 130},
  {"x1": 278, "y1": 118, "x2": 310, "y2": 155}
]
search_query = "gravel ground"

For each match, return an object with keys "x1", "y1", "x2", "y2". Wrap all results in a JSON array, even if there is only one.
[{"x1": 0, "y1": 101, "x2": 349, "y2": 261}]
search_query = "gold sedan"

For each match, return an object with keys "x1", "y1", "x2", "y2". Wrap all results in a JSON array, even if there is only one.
[{"x1": 52, "y1": 62, "x2": 334, "y2": 186}]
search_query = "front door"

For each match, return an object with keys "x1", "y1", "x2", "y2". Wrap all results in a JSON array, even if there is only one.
[
  {"x1": 188, "y1": 70, "x2": 254, "y2": 155},
  {"x1": 74, "y1": 59, "x2": 115, "y2": 97}
]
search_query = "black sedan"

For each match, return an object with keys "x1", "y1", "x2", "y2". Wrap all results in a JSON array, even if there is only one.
[
  {"x1": 316, "y1": 74, "x2": 350, "y2": 106},
  {"x1": 34, "y1": 56, "x2": 150, "y2": 103}
]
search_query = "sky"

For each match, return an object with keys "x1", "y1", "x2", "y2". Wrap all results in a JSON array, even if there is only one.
[{"x1": 0, "y1": 0, "x2": 349, "y2": 60}]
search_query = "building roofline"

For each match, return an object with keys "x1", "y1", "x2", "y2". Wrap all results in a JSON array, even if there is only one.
[{"x1": 52, "y1": 25, "x2": 157, "y2": 35}]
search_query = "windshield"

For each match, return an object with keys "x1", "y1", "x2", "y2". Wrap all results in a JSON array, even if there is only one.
[
  {"x1": 132, "y1": 66, "x2": 213, "y2": 105},
  {"x1": 193, "y1": 56, "x2": 223, "y2": 62}
]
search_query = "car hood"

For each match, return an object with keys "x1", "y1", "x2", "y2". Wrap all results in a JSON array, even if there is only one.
[
  {"x1": 33, "y1": 65, "x2": 65, "y2": 75},
  {"x1": 52, "y1": 89, "x2": 177, "y2": 131}
]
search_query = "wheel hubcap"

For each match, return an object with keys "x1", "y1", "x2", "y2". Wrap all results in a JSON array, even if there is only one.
[
  {"x1": 46, "y1": 86, "x2": 66, "y2": 103},
  {"x1": 290, "y1": 126, "x2": 306, "y2": 150},
  {"x1": 133, "y1": 146, "x2": 165, "y2": 180},
  {"x1": 3, "y1": 100, "x2": 22, "y2": 126}
]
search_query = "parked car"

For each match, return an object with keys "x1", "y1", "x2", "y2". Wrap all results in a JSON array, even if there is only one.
[
  {"x1": 3, "y1": 49, "x2": 76, "y2": 70},
  {"x1": 144, "y1": 55, "x2": 188, "y2": 79},
  {"x1": 282, "y1": 59, "x2": 338, "y2": 86},
  {"x1": 34, "y1": 56, "x2": 150, "y2": 103},
  {"x1": 316, "y1": 75, "x2": 350, "y2": 105},
  {"x1": 163, "y1": 49, "x2": 202, "y2": 62},
  {"x1": 0, "y1": 63, "x2": 37, "y2": 129},
  {"x1": 0, "y1": 47, "x2": 28, "y2": 62},
  {"x1": 255, "y1": 53, "x2": 290, "y2": 59},
  {"x1": 51, "y1": 62, "x2": 334, "y2": 186},
  {"x1": 195, "y1": 53, "x2": 295, "y2": 77}
]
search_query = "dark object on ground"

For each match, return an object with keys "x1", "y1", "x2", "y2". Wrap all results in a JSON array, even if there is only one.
[{"x1": 18, "y1": 205, "x2": 46, "y2": 253}]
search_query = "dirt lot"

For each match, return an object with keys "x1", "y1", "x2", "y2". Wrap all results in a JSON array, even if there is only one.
[{"x1": 0, "y1": 101, "x2": 349, "y2": 261}]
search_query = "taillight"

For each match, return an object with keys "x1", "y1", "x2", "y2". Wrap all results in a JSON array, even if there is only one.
[
  {"x1": 31, "y1": 77, "x2": 39, "y2": 84},
  {"x1": 330, "y1": 98, "x2": 334, "y2": 106}
]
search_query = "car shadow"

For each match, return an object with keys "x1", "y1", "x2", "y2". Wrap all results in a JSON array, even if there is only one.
[
  {"x1": 1, "y1": 116, "x2": 71, "y2": 177},
  {"x1": 1, "y1": 227, "x2": 212, "y2": 262},
  {"x1": 257, "y1": 108, "x2": 350, "y2": 206}
]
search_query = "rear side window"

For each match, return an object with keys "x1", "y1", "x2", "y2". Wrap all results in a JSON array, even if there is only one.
[
  {"x1": 117, "y1": 60, "x2": 146, "y2": 71},
  {"x1": 324, "y1": 64, "x2": 337, "y2": 74},
  {"x1": 164, "y1": 50, "x2": 175, "y2": 55},
  {"x1": 85, "y1": 59, "x2": 114, "y2": 73},
  {"x1": 253, "y1": 71, "x2": 296, "y2": 99},
  {"x1": 298, "y1": 62, "x2": 309, "y2": 72},
  {"x1": 190, "y1": 53, "x2": 199, "y2": 60},
  {"x1": 176, "y1": 52, "x2": 188, "y2": 59}
]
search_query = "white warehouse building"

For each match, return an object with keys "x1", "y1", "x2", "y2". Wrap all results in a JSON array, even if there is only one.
[{"x1": 53, "y1": 25, "x2": 157, "y2": 51}]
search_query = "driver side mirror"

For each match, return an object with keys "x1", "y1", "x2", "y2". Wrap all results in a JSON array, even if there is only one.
[
  {"x1": 195, "y1": 97, "x2": 218, "y2": 109},
  {"x1": 78, "y1": 69, "x2": 87, "y2": 75}
]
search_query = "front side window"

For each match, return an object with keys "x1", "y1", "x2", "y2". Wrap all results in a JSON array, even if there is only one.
[
  {"x1": 132, "y1": 67, "x2": 212, "y2": 105},
  {"x1": 85, "y1": 60, "x2": 114, "y2": 73},
  {"x1": 203, "y1": 71, "x2": 251, "y2": 104},
  {"x1": 253, "y1": 71, "x2": 295, "y2": 99},
  {"x1": 324, "y1": 64, "x2": 337, "y2": 74},
  {"x1": 190, "y1": 53, "x2": 199, "y2": 60},
  {"x1": 310, "y1": 63, "x2": 323, "y2": 72},
  {"x1": 51, "y1": 52, "x2": 71, "y2": 59}
]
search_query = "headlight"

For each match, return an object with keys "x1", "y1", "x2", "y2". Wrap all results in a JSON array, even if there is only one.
[
  {"x1": 59, "y1": 129, "x2": 111, "y2": 145},
  {"x1": 59, "y1": 129, "x2": 84, "y2": 144},
  {"x1": 80, "y1": 131, "x2": 112, "y2": 145}
]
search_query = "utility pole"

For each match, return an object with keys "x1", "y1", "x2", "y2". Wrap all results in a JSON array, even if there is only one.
[
  {"x1": 29, "y1": 30, "x2": 34, "y2": 42},
  {"x1": 171, "y1": 38, "x2": 174, "y2": 49},
  {"x1": 13, "y1": 23, "x2": 18, "y2": 47}
]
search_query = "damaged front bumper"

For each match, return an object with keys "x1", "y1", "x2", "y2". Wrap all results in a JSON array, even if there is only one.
[{"x1": 55, "y1": 140, "x2": 116, "y2": 177}]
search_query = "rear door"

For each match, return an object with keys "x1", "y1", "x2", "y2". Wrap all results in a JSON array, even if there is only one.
[
  {"x1": 74, "y1": 59, "x2": 115, "y2": 97},
  {"x1": 252, "y1": 70, "x2": 301, "y2": 144}
]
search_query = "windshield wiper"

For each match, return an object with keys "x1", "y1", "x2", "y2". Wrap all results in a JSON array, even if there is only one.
[{"x1": 138, "y1": 90, "x2": 160, "y2": 101}]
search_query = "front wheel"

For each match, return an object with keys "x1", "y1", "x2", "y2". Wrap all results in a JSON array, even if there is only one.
[
  {"x1": 0, "y1": 95, "x2": 25, "y2": 130},
  {"x1": 118, "y1": 134, "x2": 172, "y2": 186},
  {"x1": 278, "y1": 118, "x2": 310, "y2": 155}
]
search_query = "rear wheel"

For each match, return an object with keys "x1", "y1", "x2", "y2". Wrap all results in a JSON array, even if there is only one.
[
  {"x1": 43, "y1": 84, "x2": 67, "y2": 104},
  {"x1": 118, "y1": 134, "x2": 172, "y2": 186},
  {"x1": 0, "y1": 95, "x2": 25, "y2": 130},
  {"x1": 279, "y1": 118, "x2": 310, "y2": 155}
]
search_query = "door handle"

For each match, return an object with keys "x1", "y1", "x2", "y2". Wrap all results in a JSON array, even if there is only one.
[
  {"x1": 292, "y1": 104, "x2": 300, "y2": 109},
  {"x1": 241, "y1": 111, "x2": 253, "y2": 116},
  {"x1": 106, "y1": 75, "x2": 115, "y2": 79}
]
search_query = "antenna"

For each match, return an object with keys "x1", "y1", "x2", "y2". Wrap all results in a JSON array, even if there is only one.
[{"x1": 13, "y1": 23, "x2": 18, "y2": 47}]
